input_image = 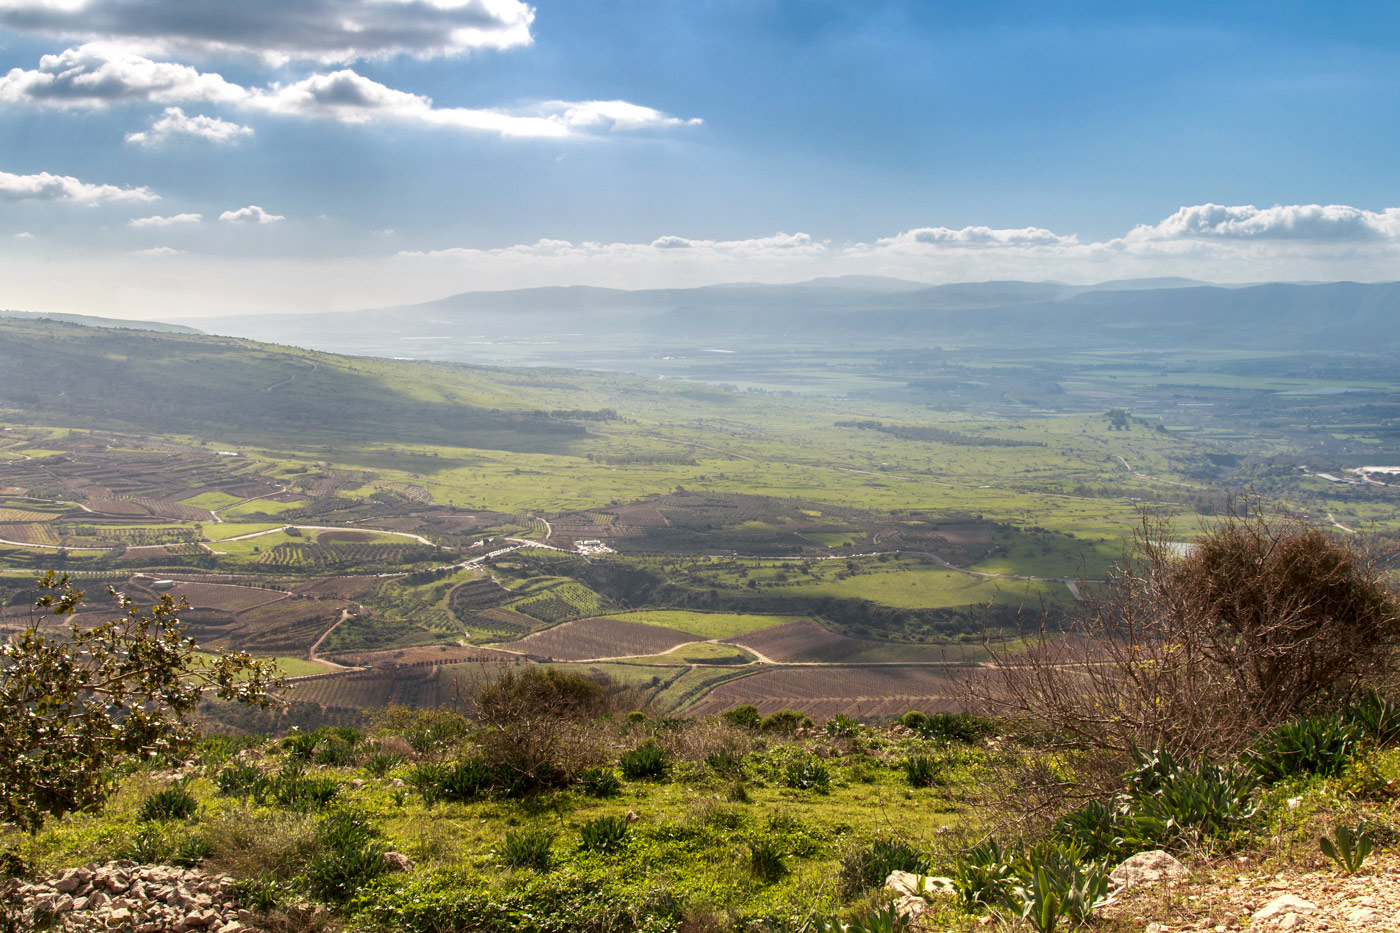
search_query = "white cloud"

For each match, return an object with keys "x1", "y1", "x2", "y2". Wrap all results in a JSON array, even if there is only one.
[
  {"x1": 126, "y1": 107, "x2": 252, "y2": 145},
  {"x1": 0, "y1": 43, "x2": 245, "y2": 107},
  {"x1": 0, "y1": 0, "x2": 535, "y2": 64},
  {"x1": 403, "y1": 232, "x2": 826, "y2": 263},
  {"x1": 1124, "y1": 203, "x2": 1400, "y2": 242},
  {"x1": 0, "y1": 48, "x2": 700, "y2": 140},
  {"x1": 219, "y1": 205, "x2": 283, "y2": 224},
  {"x1": 0, "y1": 168, "x2": 157, "y2": 203},
  {"x1": 249, "y1": 70, "x2": 697, "y2": 137},
  {"x1": 14, "y1": 231, "x2": 34, "y2": 238},
  {"x1": 128, "y1": 211, "x2": 201, "y2": 227},
  {"x1": 133, "y1": 245, "x2": 180, "y2": 255}
]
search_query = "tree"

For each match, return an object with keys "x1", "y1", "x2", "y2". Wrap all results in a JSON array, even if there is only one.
[
  {"x1": 0, "y1": 572, "x2": 283, "y2": 832},
  {"x1": 970, "y1": 502, "x2": 1400, "y2": 759}
]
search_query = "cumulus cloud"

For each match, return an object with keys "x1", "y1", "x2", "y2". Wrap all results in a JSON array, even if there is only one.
[
  {"x1": 219, "y1": 205, "x2": 283, "y2": 224},
  {"x1": 0, "y1": 47, "x2": 700, "y2": 139},
  {"x1": 1125, "y1": 203, "x2": 1400, "y2": 242},
  {"x1": 0, "y1": 0, "x2": 535, "y2": 64},
  {"x1": 0, "y1": 168, "x2": 157, "y2": 203},
  {"x1": 864, "y1": 225, "x2": 1077, "y2": 251},
  {"x1": 126, "y1": 107, "x2": 252, "y2": 145},
  {"x1": 0, "y1": 43, "x2": 245, "y2": 107},
  {"x1": 133, "y1": 245, "x2": 180, "y2": 255},
  {"x1": 403, "y1": 232, "x2": 825, "y2": 263},
  {"x1": 248, "y1": 70, "x2": 697, "y2": 137},
  {"x1": 14, "y1": 231, "x2": 34, "y2": 238},
  {"x1": 128, "y1": 211, "x2": 201, "y2": 227}
]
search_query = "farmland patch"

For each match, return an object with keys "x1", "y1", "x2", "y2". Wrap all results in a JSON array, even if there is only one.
[{"x1": 496, "y1": 616, "x2": 695, "y2": 660}]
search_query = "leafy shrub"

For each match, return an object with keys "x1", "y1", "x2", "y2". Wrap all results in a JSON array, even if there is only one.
[
  {"x1": 825, "y1": 714, "x2": 861, "y2": 737},
  {"x1": 578, "y1": 815, "x2": 630, "y2": 854},
  {"x1": 138, "y1": 785, "x2": 198, "y2": 822},
  {"x1": 230, "y1": 875, "x2": 285, "y2": 913},
  {"x1": 372, "y1": 707, "x2": 472, "y2": 755},
  {"x1": 783, "y1": 758, "x2": 830, "y2": 792},
  {"x1": 722, "y1": 705, "x2": 762, "y2": 729},
  {"x1": 747, "y1": 838, "x2": 787, "y2": 883},
  {"x1": 949, "y1": 838, "x2": 1014, "y2": 909},
  {"x1": 619, "y1": 743, "x2": 669, "y2": 780},
  {"x1": 706, "y1": 748, "x2": 746, "y2": 778},
  {"x1": 1248, "y1": 714, "x2": 1364, "y2": 783},
  {"x1": 215, "y1": 763, "x2": 266, "y2": 798},
  {"x1": 363, "y1": 752, "x2": 403, "y2": 777},
  {"x1": 438, "y1": 758, "x2": 495, "y2": 802},
  {"x1": 1053, "y1": 799, "x2": 1125, "y2": 861},
  {"x1": 305, "y1": 810, "x2": 388, "y2": 904},
  {"x1": 900, "y1": 710, "x2": 930, "y2": 732},
  {"x1": 813, "y1": 903, "x2": 910, "y2": 933},
  {"x1": 574, "y1": 767, "x2": 622, "y2": 797},
  {"x1": 1320, "y1": 825, "x2": 1372, "y2": 874},
  {"x1": 271, "y1": 772, "x2": 342, "y2": 811},
  {"x1": 499, "y1": 828, "x2": 555, "y2": 872},
  {"x1": 920, "y1": 712, "x2": 988, "y2": 744},
  {"x1": 626, "y1": 711, "x2": 647, "y2": 725},
  {"x1": 1347, "y1": 690, "x2": 1400, "y2": 746},
  {"x1": 281, "y1": 731, "x2": 321, "y2": 762},
  {"x1": 972, "y1": 504, "x2": 1400, "y2": 759},
  {"x1": 173, "y1": 834, "x2": 213, "y2": 868},
  {"x1": 838, "y1": 837, "x2": 930, "y2": 897},
  {"x1": 1008, "y1": 844, "x2": 1113, "y2": 933},
  {"x1": 1121, "y1": 747, "x2": 1259, "y2": 847},
  {"x1": 313, "y1": 735, "x2": 357, "y2": 767},
  {"x1": 406, "y1": 762, "x2": 449, "y2": 803},
  {"x1": 761, "y1": 709, "x2": 812, "y2": 734},
  {"x1": 902, "y1": 755, "x2": 942, "y2": 788}
]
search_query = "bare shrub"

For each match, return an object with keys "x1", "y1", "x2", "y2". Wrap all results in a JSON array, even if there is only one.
[
  {"x1": 968, "y1": 502, "x2": 1400, "y2": 760},
  {"x1": 465, "y1": 667, "x2": 643, "y2": 786}
]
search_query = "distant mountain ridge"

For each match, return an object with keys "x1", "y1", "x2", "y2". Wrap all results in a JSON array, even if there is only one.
[
  {"x1": 0, "y1": 309, "x2": 202, "y2": 335},
  {"x1": 180, "y1": 277, "x2": 1400, "y2": 355}
]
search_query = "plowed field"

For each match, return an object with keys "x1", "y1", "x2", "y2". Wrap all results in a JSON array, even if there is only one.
[
  {"x1": 683, "y1": 665, "x2": 965, "y2": 720},
  {"x1": 726, "y1": 619, "x2": 969, "y2": 664},
  {"x1": 498, "y1": 617, "x2": 695, "y2": 661}
]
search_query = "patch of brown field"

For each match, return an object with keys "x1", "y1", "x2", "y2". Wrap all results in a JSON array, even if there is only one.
[
  {"x1": 292, "y1": 575, "x2": 381, "y2": 599},
  {"x1": 168, "y1": 582, "x2": 286, "y2": 613},
  {"x1": 609, "y1": 505, "x2": 669, "y2": 527},
  {"x1": 499, "y1": 617, "x2": 695, "y2": 661},
  {"x1": 684, "y1": 665, "x2": 964, "y2": 720},
  {"x1": 315, "y1": 530, "x2": 372, "y2": 543},
  {"x1": 334, "y1": 644, "x2": 517, "y2": 666},
  {"x1": 725, "y1": 619, "x2": 967, "y2": 664},
  {"x1": 288, "y1": 666, "x2": 442, "y2": 709},
  {"x1": 929, "y1": 521, "x2": 993, "y2": 544}
]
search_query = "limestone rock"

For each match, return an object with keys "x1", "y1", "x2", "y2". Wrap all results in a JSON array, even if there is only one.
[
  {"x1": 1109, "y1": 850, "x2": 1188, "y2": 890},
  {"x1": 1253, "y1": 894, "x2": 1318, "y2": 923}
]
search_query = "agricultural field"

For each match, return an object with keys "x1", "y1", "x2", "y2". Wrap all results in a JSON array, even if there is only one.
[
  {"x1": 2, "y1": 320, "x2": 1399, "y2": 722},
  {"x1": 494, "y1": 617, "x2": 697, "y2": 661},
  {"x1": 683, "y1": 665, "x2": 967, "y2": 720}
]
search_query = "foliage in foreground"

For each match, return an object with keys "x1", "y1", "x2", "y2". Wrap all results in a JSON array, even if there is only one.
[{"x1": 0, "y1": 572, "x2": 282, "y2": 832}]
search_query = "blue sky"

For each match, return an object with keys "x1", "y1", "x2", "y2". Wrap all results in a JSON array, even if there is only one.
[{"x1": 2, "y1": 0, "x2": 1400, "y2": 317}]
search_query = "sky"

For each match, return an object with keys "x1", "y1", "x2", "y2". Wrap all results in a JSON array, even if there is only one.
[{"x1": 2, "y1": 0, "x2": 1400, "y2": 318}]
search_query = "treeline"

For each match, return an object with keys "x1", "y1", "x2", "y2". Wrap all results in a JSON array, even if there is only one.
[{"x1": 835, "y1": 420, "x2": 1043, "y2": 447}]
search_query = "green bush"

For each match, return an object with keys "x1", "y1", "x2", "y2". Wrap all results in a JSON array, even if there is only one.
[
  {"x1": 1008, "y1": 843, "x2": 1113, "y2": 933},
  {"x1": 1320, "y1": 825, "x2": 1373, "y2": 874},
  {"x1": 900, "y1": 710, "x2": 930, "y2": 732},
  {"x1": 1347, "y1": 691, "x2": 1400, "y2": 746},
  {"x1": 574, "y1": 767, "x2": 622, "y2": 797},
  {"x1": 215, "y1": 763, "x2": 266, "y2": 798},
  {"x1": 837, "y1": 837, "x2": 930, "y2": 897},
  {"x1": 281, "y1": 731, "x2": 321, "y2": 762},
  {"x1": 306, "y1": 810, "x2": 388, "y2": 904},
  {"x1": 499, "y1": 828, "x2": 555, "y2": 872},
  {"x1": 901, "y1": 755, "x2": 942, "y2": 788},
  {"x1": 761, "y1": 709, "x2": 812, "y2": 734},
  {"x1": 1122, "y1": 747, "x2": 1259, "y2": 847},
  {"x1": 948, "y1": 838, "x2": 1014, "y2": 909},
  {"x1": 825, "y1": 714, "x2": 860, "y2": 737},
  {"x1": 313, "y1": 735, "x2": 357, "y2": 767},
  {"x1": 619, "y1": 743, "x2": 669, "y2": 780},
  {"x1": 706, "y1": 748, "x2": 746, "y2": 778},
  {"x1": 1248, "y1": 714, "x2": 1364, "y2": 783},
  {"x1": 438, "y1": 759, "x2": 495, "y2": 802},
  {"x1": 747, "y1": 837, "x2": 787, "y2": 883},
  {"x1": 138, "y1": 785, "x2": 198, "y2": 822},
  {"x1": 721, "y1": 705, "x2": 762, "y2": 729},
  {"x1": 363, "y1": 752, "x2": 403, "y2": 777},
  {"x1": 578, "y1": 815, "x2": 630, "y2": 854},
  {"x1": 783, "y1": 758, "x2": 829, "y2": 792}
]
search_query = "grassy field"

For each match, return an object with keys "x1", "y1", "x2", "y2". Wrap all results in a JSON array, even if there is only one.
[{"x1": 607, "y1": 610, "x2": 803, "y2": 639}]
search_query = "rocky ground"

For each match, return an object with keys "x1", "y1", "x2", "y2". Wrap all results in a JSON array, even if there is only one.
[{"x1": 0, "y1": 860, "x2": 262, "y2": 932}]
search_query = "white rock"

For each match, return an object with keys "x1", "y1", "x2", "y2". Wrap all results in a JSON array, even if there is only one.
[
  {"x1": 1109, "y1": 850, "x2": 1188, "y2": 890},
  {"x1": 885, "y1": 870, "x2": 954, "y2": 896},
  {"x1": 1253, "y1": 895, "x2": 1318, "y2": 922}
]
